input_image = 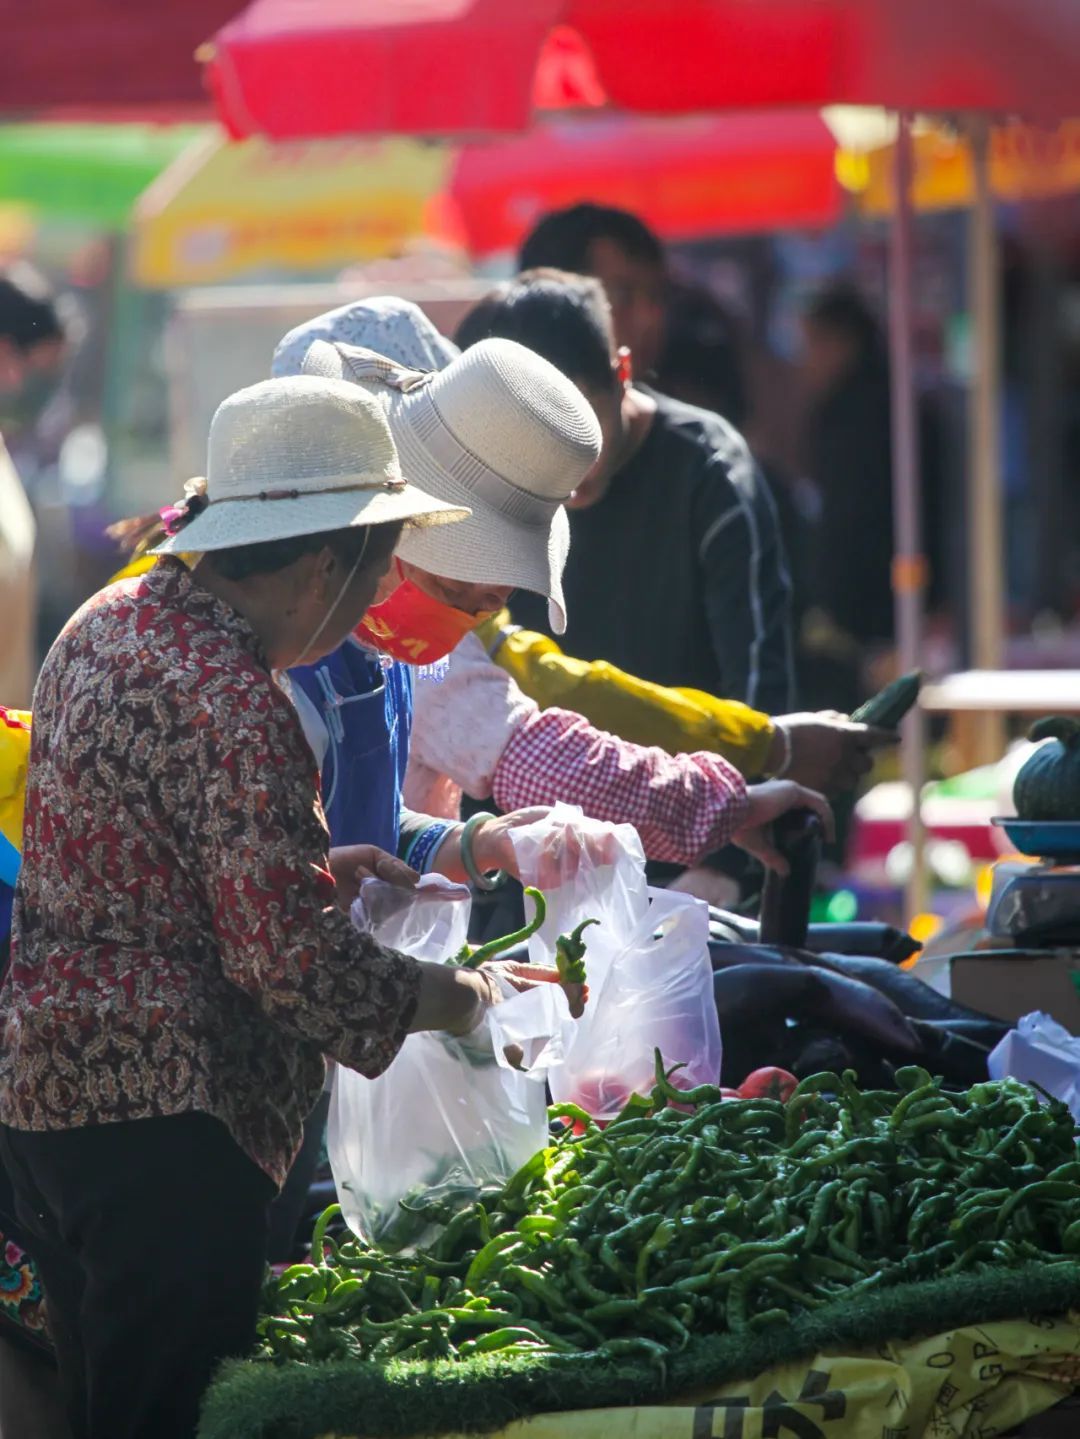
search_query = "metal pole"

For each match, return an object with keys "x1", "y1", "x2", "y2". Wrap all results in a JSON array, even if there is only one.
[
  {"x1": 966, "y1": 117, "x2": 1007, "y2": 763},
  {"x1": 887, "y1": 113, "x2": 927, "y2": 921}
]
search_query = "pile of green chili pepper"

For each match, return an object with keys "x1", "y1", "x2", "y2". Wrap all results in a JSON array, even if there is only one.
[{"x1": 258, "y1": 1060, "x2": 1080, "y2": 1368}]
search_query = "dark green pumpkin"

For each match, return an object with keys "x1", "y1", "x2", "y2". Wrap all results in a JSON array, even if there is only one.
[{"x1": 1013, "y1": 716, "x2": 1080, "y2": 821}]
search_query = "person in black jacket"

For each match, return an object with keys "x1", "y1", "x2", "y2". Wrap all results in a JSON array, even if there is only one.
[
  {"x1": 456, "y1": 270, "x2": 796, "y2": 717},
  {"x1": 657, "y1": 278, "x2": 810, "y2": 644}
]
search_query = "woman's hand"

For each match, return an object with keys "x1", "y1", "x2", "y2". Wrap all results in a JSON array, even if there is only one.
[
  {"x1": 482, "y1": 958, "x2": 588, "y2": 1021},
  {"x1": 732, "y1": 781, "x2": 834, "y2": 875},
  {"x1": 328, "y1": 845, "x2": 418, "y2": 910},
  {"x1": 435, "y1": 808, "x2": 619, "y2": 888},
  {"x1": 769, "y1": 711, "x2": 896, "y2": 793},
  {"x1": 434, "y1": 956, "x2": 587, "y2": 1046}
]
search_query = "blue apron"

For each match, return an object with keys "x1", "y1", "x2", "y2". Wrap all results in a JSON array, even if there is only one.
[
  {"x1": 288, "y1": 637, "x2": 412, "y2": 853},
  {"x1": 0, "y1": 883, "x2": 12, "y2": 947},
  {"x1": 0, "y1": 834, "x2": 17, "y2": 946}
]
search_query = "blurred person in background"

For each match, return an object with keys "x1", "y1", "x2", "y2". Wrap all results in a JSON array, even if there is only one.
[
  {"x1": 520, "y1": 203, "x2": 669, "y2": 376},
  {"x1": 0, "y1": 270, "x2": 72, "y2": 1438},
  {"x1": 520, "y1": 203, "x2": 813, "y2": 650},
  {"x1": 799, "y1": 284, "x2": 894, "y2": 658},
  {"x1": 0, "y1": 266, "x2": 68, "y2": 711},
  {"x1": 0, "y1": 266, "x2": 67, "y2": 443},
  {"x1": 517, "y1": 208, "x2": 803, "y2": 709},
  {"x1": 456, "y1": 270, "x2": 795, "y2": 716},
  {"x1": 658, "y1": 278, "x2": 810, "y2": 639},
  {"x1": 797, "y1": 283, "x2": 944, "y2": 710},
  {"x1": 656, "y1": 277, "x2": 749, "y2": 419},
  {"x1": 457, "y1": 269, "x2": 797, "y2": 909},
  {"x1": 523, "y1": 204, "x2": 816, "y2": 690},
  {"x1": 520, "y1": 203, "x2": 804, "y2": 476}
]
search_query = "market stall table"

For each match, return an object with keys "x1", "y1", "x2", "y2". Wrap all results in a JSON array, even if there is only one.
[{"x1": 921, "y1": 670, "x2": 1080, "y2": 770}]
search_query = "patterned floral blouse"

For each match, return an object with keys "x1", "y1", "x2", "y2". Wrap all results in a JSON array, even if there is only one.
[{"x1": 0, "y1": 560, "x2": 422, "y2": 1188}]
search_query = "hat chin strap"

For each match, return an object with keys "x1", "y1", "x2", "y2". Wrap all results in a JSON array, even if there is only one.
[{"x1": 293, "y1": 530, "x2": 371, "y2": 666}]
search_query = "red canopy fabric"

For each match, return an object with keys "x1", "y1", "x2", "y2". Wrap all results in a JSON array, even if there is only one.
[
  {"x1": 3, "y1": 1, "x2": 239, "y2": 116},
  {"x1": 205, "y1": 0, "x2": 1080, "y2": 141},
  {"x1": 450, "y1": 111, "x2": 842, "y2": 257}
]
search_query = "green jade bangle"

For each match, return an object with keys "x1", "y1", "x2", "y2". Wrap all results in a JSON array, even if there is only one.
[{"x1": 460, "y1": 811, "x2": 509, "y2": 892}]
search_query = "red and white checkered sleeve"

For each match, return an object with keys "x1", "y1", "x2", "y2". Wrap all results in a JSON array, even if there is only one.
[{"x1": 492, "y1": 707, "x2": 749, "y2": 865}]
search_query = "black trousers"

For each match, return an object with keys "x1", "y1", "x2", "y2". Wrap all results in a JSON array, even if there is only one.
[
  {"x1": 0, "y1": 1112, "x2": 275, "y2": 1439},
  {"x1": 266, "y1": 1088, "x2": 331, "y2": 1264}
]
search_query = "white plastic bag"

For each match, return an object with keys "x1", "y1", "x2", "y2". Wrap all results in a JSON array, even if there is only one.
[
  {"x1": 512, "y1": 804, "x2": 722, "y2": 1120},
  {"x1": 988, "y1": 1011, "x2": 1080, "y2": 1119},
  {"x1": 350, "y1": 871, "x2": 472, "y2": 955},
  {"x1": 329, "y1": 876, "x2": 558, "y2": 1249}
]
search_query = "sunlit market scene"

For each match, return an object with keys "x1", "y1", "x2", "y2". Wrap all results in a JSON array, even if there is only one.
[{"x1": 6, "y1": 3, "x2": 1080, "y2": 1437}]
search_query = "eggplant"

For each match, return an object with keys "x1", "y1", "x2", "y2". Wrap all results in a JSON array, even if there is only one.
[
  {"x1": 758, "y1": 808, "x2": 823, "y2": 948},
  {"x1": 708, "y1": 906, "x2": 922, "y2": 964},
  {"x1": 713, "y1": 963, "x2": 920, "y2": 1058}
]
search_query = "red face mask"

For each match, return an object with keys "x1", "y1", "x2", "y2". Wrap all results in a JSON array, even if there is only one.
[{"x1": 356, "y1": 574, "x2": 493, "y2": 665}]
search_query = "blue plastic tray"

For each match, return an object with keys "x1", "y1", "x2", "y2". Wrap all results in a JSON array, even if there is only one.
[{"x1": 991, "y1": 817, "x2": 1080, "y2": 860}]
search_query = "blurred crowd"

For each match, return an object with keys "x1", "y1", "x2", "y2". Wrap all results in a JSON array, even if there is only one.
[{"x1": 5, "y1": 199, "x2": 1080, "y2": 722}]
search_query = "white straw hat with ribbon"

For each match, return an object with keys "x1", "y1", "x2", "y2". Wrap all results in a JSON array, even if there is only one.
[
  {"x1": 153, "y1": 374, "x2": 468, "y2": 556},
  {"x1": 295, "y1": 322, "x2": 600, "y2": 633}
]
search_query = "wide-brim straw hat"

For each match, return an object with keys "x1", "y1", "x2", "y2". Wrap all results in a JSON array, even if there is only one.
[
  {"x1": 299, "y1": 327, "x2": 601, "y2": 633},
  {"x1": 153, "y1": 374, "x2": 468, "y2": 556}
]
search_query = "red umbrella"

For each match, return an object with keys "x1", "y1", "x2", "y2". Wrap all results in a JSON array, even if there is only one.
[
  {"x1": 204, "y1": 0, "x2": 1080, "y2": 141},
  {"x1": 450, "y1": 110, "x2": 842, "y2": 258},
  {"x1": 3, "y1": 0, "x2": 239, "y2": 116}
]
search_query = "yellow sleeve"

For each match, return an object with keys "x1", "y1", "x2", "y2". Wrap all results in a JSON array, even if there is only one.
[
  {"x1": 473, "y1": 612, "x2": 776, "y2": 776},
  {"x1": 109, "y1": 554, "x2": 158, "y2": 585},
  {"x1": 107, "y1": 555, "x2": 198, "y2": 589},
  {"x1": 0, "y1": 707, "x2": 31, "y2": 851}
]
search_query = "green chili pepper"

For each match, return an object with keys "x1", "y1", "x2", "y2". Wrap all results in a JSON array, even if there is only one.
[
  {"x1": 464, "y1": 1324, "x2": 579, "y2": 1355},
  {"x1": 995, "y1": 1180, "x2": 1080, "y2": 1235},
  {"x1": 554, "y1": 917, "x2": 598, "y2": 985},
  {"x1": 309, "y1": 1203, "x2": 341, "y2": 1263},
  {"x1": 465, "y1": 1233, "x2": 527, "y2": 1289},
  {"x1": 635, "y1": 1217, "x2": 678, "y2": 1292},
  {"x1": 596, "y1": 1336, "x2": 669, "y2": 1367},
  {"x1": 650, "y1": 1050, "x2": 720, "y2": 1108},
  {"x1": 456, "y1": 888, "x2": 547, "y2": 968}
]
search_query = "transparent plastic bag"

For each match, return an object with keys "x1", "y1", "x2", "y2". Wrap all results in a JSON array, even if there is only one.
[
  {"x1": 350, "y1": 871, "x2": 472, "y2": 954},
  {"x1": 329, "y1": 876, "x2": 558, "y2": 1249},
  {"x1": 511, "y1": 804, "x2": 722, "y2": 1120},
  {"x1": 989, "y1": 1011, "x2": 1080, "y2": 1120}
]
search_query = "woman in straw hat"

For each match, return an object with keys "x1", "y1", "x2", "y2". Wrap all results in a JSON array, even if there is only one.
[
  {"x1": 272, "y1": 301, "x2": 834, "y2": 891},
  {"x1": 273, "y1": 304, "x2": 611, "y2": 887},
  {"x1": 0, "y1": 375, "x2": 587, "y2": 1439}
]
